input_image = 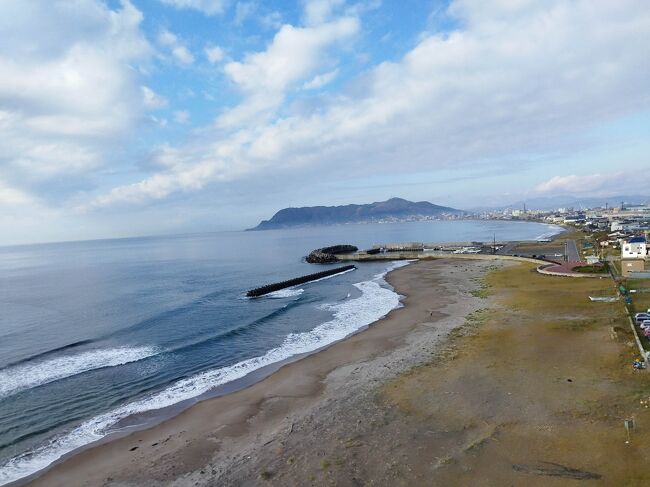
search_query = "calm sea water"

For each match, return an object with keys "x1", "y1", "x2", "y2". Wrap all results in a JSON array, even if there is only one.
[{"x1": 0, "y1": 220, "x2": 560, "y2": 484}]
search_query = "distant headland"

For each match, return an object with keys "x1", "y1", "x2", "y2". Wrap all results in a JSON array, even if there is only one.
[{"x1": 249, "y1": 197, "x2": 464, "y2": 230}]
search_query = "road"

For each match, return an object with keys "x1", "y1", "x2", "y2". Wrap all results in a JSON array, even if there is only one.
[
  {"x1": 496, "y1": 242, "x2": 518, "y2": 255},
  {"x1": 565, "y1": 239, "x2": 580, "y2": 262}
]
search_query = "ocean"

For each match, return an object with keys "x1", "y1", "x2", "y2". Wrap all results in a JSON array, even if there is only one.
[{"x1": 0, "y1": 220, "x2": 560, "y2": 484}]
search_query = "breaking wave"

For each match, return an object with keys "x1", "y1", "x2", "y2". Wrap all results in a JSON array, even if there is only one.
[
  {"x1": 265, "y1": 288, "x2": 305, "y2": 298},
  {"x1": 0, "y1": 261, "x2": 408, "y2": 486},
  {"x1": 0, "y1": 347, "x2": 160, "y2": 400}
]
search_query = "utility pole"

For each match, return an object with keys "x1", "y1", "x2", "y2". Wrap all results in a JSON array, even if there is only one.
[{"x1": 565, "y1": 241, "x2": 568, "y2": 262}]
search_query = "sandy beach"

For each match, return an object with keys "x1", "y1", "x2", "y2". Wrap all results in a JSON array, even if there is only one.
[
  {"x1": 27, "y1": 258, "x2": 650, "y2": 486},
  {"x1": 25, "y1": 259, "x2": 488, "y2": 486}
]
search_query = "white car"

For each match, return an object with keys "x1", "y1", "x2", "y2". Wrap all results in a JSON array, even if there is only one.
[{"x1": 641, "y1": 320, "x2": 650, "y2": 330}]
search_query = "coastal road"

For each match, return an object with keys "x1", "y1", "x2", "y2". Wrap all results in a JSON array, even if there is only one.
[
  {"x1": 565, "y1": 240, "x2": 580, "y2": 262},
  {"x1": 496, "y1": 242, "x2": 518, "y2": 255}
]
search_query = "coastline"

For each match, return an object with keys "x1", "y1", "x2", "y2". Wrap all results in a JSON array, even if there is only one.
[
  {"x1": 0, "y1": 220, "x2": 565, "y2": 487},
  {"x1": 1, "y1": 262, "x2": 403, "y2": 486},
  {"x1": 24, "y1": 259, "x2": 495, "y2": 486}
]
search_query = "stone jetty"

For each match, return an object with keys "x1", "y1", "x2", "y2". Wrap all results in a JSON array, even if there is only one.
[
  {"x1": 246, "y1": 265, "x2": 357, "y2": 297},
  {"x1": 305, "y1": 245, "x2": 358, "y2": 263}
]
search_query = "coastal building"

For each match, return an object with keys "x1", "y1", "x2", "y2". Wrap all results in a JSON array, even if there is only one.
[
  {"x1": 564, "y1": 214, "x2": 586, "y2": 224},
  {"x1": 622, "y1": 236, "x2": 647, "y2": 259},
  {"x1": 611, "y1": 221, "x2": 624, "y2": 232},
  {"x1": 622, "y1": 259, "x2": 646, "y2": 277}
]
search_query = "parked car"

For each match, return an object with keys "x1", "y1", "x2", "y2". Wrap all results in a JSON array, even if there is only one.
[
  {"x1": 641, "y1": 320, "x2": 650, "y2": 330},
  {"x1": 635, "y1": 313, "x2": 650, "y2": 323}
]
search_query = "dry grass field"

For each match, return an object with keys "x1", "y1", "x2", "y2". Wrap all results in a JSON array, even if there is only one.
[
  {"x1": 383, "y1": 262, "x2": 650, "y2": 486},
  {"x1": 629, "y1": 279, "x2": 650, "y2": 314}
]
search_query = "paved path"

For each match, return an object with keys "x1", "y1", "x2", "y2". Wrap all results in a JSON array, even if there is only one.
[
  {"x1": 539, "y1": 261, "x2": 592, "y2": 277},
  {"x1": 496, "y1": 242, "x2": 517, "y2": 255},
  {"x1": 565, "y1": 239, "x2": 580, "y2": 261}
]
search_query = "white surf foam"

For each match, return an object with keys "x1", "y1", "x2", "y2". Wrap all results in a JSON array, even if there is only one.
[
  {"x1": 374, "y1": 260, "x2": 412, "y2": 279},
  {"x1": 243, "y1": 267, "x2": 355, "y2": 300},
  {"x1": 265, "y1": 288, "x2": 305, "y2": 298},
  {"x1": 307, "y1": 266, "x2": 356, "y2": 283},
  {"x1": 0, "y1": 261, "x2": 408, "y2": 486},
  {"x1": 534, "y1": 224, "x2": 564, "y2": 241},
  {"x1": 0, "y1": 346, "x2": 159, "y2": 400}
]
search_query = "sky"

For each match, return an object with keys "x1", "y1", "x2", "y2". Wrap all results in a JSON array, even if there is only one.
[{"x1": 0, "y1": 0, "x2": 649, "y2": 245}]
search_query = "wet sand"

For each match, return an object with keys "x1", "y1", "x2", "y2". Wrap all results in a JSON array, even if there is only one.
[
  {"x1": 28, "y1": 258, "x2": 650, "y2": 486},
  {"x1": 28, "y1": 259, "x2": 493, "y2": 486}
]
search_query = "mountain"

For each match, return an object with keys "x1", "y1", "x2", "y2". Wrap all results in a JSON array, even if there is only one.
[{"x1": 250, "y1": 198, "x2": 464, "y2": 230}]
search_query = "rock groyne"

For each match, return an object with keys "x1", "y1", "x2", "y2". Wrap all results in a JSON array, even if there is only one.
[
  {"x1": 306, "y1": 245, "x2": 358, "y2": 264},
  {"x1": 246, "y1": 265, "x2": 357, "y2": 297}
]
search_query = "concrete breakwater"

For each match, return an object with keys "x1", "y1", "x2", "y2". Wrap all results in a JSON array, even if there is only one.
[{"x1": 246, "y1": 265, "x2": 357, "y2": 297}]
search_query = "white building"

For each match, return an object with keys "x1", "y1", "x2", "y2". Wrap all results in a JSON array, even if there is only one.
[
  {"x1": 611, "y1": 221, "x2": 624, "y2": 232},
  {"x1": 586, "y1": 255, "x2": 600, "y2": 265},
  {"x1": 622, "y1": 236, "x2": 647, "y2": 259}
]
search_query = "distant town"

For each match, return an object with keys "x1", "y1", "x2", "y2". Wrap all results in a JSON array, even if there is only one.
[
  {"x1": 296, "y1": 199, "x2": 650, "y2": 280},
  {"x1": 474, "y1": 201, "x2": 650, "y2": 278},
  {"x1": 475, "y1": 201, "x2": 650, "y2": 228}
]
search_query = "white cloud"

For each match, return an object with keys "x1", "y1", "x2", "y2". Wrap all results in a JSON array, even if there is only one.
[
  {"x1": 204, "y1": 45, "x2": 225, "y2": 64},
  {"x1": 303, "y1": 0, "x2": 345, "y2": 26},
  {"x1": 224, "y1": 18, "x2": 357, "y2": 93},
  {"x1": 160, "y1": 0, "x2": 228, "y2": 16},
  {"x1": 534, "y1": 172, "x2": 650, "y2": 196},
  {"x1": 158, "y1": 29, "x2": 178, "y2": 46},
  {"x1": 0, "y1": 0, "x2": 151, "y2": 191},
  {"x1": 174, "y1": 110, "x2": 191, "y2": 124},
  {"x1": 0, "y1": 179, "x2": 34, "y2": 206},
  {"x1": 260, "y1": 11, "x2": 283, "y2": 30},
  {"x1": 0, "y1": 178, "x2": 64, "y2": 245},
  {"x1": 234, "y1": 1, "x2": 256, "y2": 25},
  {"x1": 14, "y1": 143, "x2": 100, "y2": 177},
  {"x1": 150, "y1": 115, "x2": 169, "y2": 128},
  {"x1": 218, "y1": 16, "x2": 358, "y2": 127},
  {"x1": 303, "y1": 69, "x2": 339, "y2": 89},
  {"x1": 142, "y1": 86, "x2": 168, "y2": 109},
  {"x1": 90, "y1": 0, "x2": 650, "y2": 208},
  {"x1": 172, "y1": 45, "x2": 195, "y2": 65},
  {"x1": 158, "y1": 29, "x2": 195, "y2": 65},
  {"x1": 535, "y1": 174, "x2": 617, "y2": 194}
]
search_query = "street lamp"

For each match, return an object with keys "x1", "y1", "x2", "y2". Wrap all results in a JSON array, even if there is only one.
[{"x1": 565, "y1": 241, "x2": 568, "y2": 262}]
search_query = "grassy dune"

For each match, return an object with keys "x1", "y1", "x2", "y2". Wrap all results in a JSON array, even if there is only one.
[{"x1": 383, "y1": 262, "x2": 650, "y2": 486}]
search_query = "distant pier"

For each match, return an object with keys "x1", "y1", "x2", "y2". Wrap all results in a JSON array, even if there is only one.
[{"x1": 246, "y1": 265, "x2": 357, "y2": 297}]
